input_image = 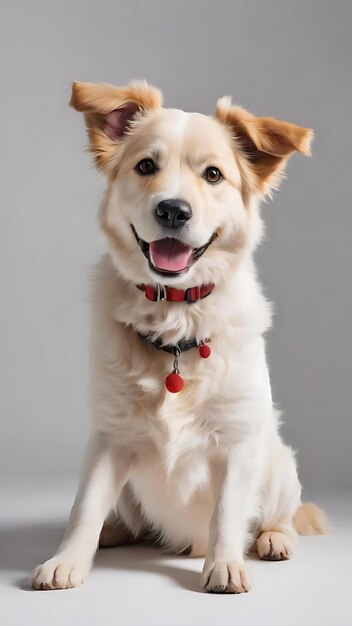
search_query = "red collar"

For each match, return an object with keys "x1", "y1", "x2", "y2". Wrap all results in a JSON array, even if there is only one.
[{"x1": 136, "y1": 282, "x2": 215, "y2": 304}]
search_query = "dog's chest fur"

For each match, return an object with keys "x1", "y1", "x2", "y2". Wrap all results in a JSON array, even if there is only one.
[{"x1": 91, "y1": 256, "x2": 272, "y2": 469}]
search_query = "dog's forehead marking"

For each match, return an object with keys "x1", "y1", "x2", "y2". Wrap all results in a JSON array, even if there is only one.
[
  {"x1": 153, "y1": 109, "x2": 234, "y2": 161},
  {"x1": 174, "y1": 109, "x2": 190, "y2": 143},
  {"x1": 152, "y1": 108, "x2": 190, "y2": 150}
]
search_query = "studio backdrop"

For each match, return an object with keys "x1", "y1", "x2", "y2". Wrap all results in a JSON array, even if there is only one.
[{"x1": 0, "y1": 0, "x2": 350, "y2": 494}]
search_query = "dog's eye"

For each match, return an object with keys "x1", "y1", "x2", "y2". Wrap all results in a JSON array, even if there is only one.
[
  {"x1": 135, "y1": 158, "x2": 157, "y2": 176},
  {"x1": 203, "y1": 166, "x2": 222, "y2": 184}
]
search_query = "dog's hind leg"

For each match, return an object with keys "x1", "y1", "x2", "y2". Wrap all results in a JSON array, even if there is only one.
[
  {"x1": 99, "y1": 484, "x2": 147, "y2": 548},
  {"x1": 256, "y1": 441, "x2": 300, "y2": 561},
  {"x1": 99, "y1": 518, "x2": 141, "y2": 547}
]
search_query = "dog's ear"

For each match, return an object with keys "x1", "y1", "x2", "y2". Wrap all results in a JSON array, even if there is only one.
[
  {"x1": 70, "y1": 81, "x2": 163, "y2": 172},
  {"x1": 215, "y1": 97, "x2": 313, "y2": 195}
]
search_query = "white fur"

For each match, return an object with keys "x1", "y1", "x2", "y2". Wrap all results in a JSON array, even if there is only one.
[{"x1": 32, "y1": 100, "x2": 304, "y2": 593}]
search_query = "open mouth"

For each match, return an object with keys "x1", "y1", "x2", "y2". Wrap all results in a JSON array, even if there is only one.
[{"x1": 131, "y1": 225, "x2": 217, "y2": 277}]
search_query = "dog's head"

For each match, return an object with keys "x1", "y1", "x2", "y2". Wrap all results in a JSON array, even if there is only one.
[{"x1": 71, "y1": 81, "x2": 312, "y2": 287}]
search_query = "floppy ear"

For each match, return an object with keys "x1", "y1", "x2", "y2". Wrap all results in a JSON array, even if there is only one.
[
  {"x1": 215, "y1": 97, "x2": 313, "y2": 195},
  {"x1": 70, "y1": 80, "x2": 163, "y2": 172}
]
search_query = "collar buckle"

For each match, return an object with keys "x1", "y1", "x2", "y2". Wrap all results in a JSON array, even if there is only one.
[
  {"x1": 185, "y1": 286, "x2": 200, "y2": 304},
  {"x1": 156, "y1": 284, "x2": 166, "y2": 301}
]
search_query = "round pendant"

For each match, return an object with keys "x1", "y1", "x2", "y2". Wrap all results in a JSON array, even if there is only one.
[
  {"x1": 199, "y1": 344, "x2": 211, "y2": 358},
  {"x1": 165, "y1": 372, "x2": 184, "y2": 393}
]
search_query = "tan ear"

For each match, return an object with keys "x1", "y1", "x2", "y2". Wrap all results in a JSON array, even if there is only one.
[
  {"x1": 70, "y1": 80, "x2": 163, "y2": 171},
  {"x1": 215, "y1": 97, "x2": 313, "y2": 195}
]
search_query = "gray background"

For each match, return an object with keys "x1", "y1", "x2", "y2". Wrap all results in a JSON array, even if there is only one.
[{"x1": 1, "y1": 0, "x2": 351, "y2": 494}]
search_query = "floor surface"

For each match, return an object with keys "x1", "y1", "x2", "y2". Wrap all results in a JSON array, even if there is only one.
[{"x1": 1, "y1": 481, "x2": 351, "y2": 626}]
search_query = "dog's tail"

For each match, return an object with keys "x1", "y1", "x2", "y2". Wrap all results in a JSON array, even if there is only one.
[{"x1": 293, "y1": 502, "x2": 330, "y2": 535}]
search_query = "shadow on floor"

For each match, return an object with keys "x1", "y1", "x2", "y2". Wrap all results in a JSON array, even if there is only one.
[{"x1": 0, "y1": 521, "x2": 203, "y2": 593}]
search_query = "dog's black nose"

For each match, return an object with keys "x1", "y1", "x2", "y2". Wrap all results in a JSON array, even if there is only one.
[{"x1": 155, "y1": 199, "x2": 192, "y2": 229}]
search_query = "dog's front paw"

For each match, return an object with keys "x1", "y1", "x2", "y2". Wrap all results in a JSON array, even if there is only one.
[
  {"x1": 31, "y1": 554, "x2": 90, "y2": 590},
  {"x1": 201, "y1": 560, "x2": 251, "y2": 594}
]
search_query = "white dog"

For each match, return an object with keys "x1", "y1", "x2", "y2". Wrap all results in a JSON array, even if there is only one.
[{"x1": 32, "y1": 81, "x2": 327, "y2": 593}]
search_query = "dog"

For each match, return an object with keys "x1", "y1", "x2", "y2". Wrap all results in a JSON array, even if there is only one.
[{"x1": 31, "y1": 80, "x2": 328, "y2": 593}]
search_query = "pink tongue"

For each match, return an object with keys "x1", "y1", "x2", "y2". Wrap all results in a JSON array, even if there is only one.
[{"x1": 149, "y1": 238, "x2": 193, "y2": 272}]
